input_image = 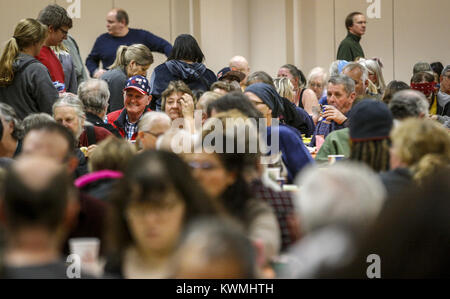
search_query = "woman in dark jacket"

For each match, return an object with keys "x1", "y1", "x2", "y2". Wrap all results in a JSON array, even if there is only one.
[
  {"x1": 0, "y1": 19, "x2": 59, "y2": 120},
  {"x1": 149, "y1": 34, "x2": 216, "y2": 111}
]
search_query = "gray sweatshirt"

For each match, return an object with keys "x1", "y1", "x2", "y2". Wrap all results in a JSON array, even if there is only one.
[
  {"x1": 101, "y1": 67, "x2": 127, "y2": 113},
  {"x1": 0, "y1": 53, "x2": 59, "y2": 120}
]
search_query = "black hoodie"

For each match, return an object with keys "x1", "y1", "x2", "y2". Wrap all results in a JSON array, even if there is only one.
[{"x1": 149, "y1": 60, "x2": 217, "y2": 110}]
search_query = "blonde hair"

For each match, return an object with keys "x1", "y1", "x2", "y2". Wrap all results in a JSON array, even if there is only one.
[
  {"x1": 88, "y1": 136, "x2": 136, "y2": 172},
  {"x1": 391, "y1": 119, "x2": 450, "y2": 184},
  {"x1": 0, "y1": 19, "x2": 48, "y2": 87},
  {"x1": 109, "y1": 44, "x2": 153, "y2": 69},
  {"x1": 358, "y1": 58, "x2": 386, "y2": 93},
  {"x1": 274, "y1": 77, "x2": 295, "y2": 102}
]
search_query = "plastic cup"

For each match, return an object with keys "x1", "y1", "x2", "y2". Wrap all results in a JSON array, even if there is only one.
[
  {"x1": 69, "y1": 238, "x2": 100, "y2": 264},
  {"x1": 328, "y1": 155, "x2": 345, "y2": 165}
]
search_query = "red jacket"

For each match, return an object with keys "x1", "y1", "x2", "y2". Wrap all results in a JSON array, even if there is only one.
[{"x1": 106, "y1": 108, "x2": 151, "y2": 140}]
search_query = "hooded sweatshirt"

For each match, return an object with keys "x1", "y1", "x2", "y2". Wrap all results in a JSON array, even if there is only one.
[
  {"x1": 150, "y1": 60, "x2": 217, "y2": 110},
  {"x1": 437, "y1": 91, "x2": 450, "y2": 117},
  {"x1": 0, "y1": 53, "x2": 59, "y2": 120}
]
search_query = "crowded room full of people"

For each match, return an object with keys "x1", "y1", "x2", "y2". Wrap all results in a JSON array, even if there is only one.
[{"x1": 0, "y1": 3, "x2": 449, "y2": 280}]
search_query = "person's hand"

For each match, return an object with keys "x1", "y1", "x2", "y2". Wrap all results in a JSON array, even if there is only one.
[
  {"x1": 179, "y1": 93, "x2": 194, "y2": 119},
  {"x1": 430, "y1": 115, "x2": 439, "y2": 121},
  {"x1": 86, "y1": 145, "x2": 97, "y2": 158},
  {"x1": 322, "y1": 105, "x2": 347, "y2": 125},
  {"x1": 93, "y1": 69, "x2": 107, "y2": 79}
]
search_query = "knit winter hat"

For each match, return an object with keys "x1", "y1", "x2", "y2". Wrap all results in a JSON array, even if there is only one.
[{"x1": 349, "y1": 99, "x2": 393, "y2": 142}]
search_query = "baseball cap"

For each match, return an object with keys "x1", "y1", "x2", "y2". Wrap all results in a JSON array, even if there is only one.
[
  {"x1": 217, "y1": 67, "x2": 246, "y2": 82},
  {"x1": 124, "y1": 75, "x2": 151, "y2": 95}
]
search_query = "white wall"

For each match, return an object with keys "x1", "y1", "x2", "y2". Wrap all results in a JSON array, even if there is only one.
[{"x1": 1, "y1": 0, "x2": 449, "y2": 83}]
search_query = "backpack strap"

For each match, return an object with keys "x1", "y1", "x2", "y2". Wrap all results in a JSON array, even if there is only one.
[
  {"x1": 86, "y1": 126, "x2": 97, "y2": 146},
  {"x1": 16, "y1": 59, "x2": 39, "y2": 74}
]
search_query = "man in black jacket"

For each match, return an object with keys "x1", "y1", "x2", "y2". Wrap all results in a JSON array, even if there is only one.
[{"x1": 77, "y1": 79, "x2": 121, "y2": 137}]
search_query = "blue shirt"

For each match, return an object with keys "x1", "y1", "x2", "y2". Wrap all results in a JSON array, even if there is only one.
[
  {"x1": 266, "y1": 124, "x2": 314, "y2": 183},
  {"x1": 86, "y1": 28, "x2": 173, "y2": 76}
]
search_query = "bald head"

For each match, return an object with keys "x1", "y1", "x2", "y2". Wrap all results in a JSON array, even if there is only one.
[
  {"x1": 229, "y1": 56, "x2": 250, "y2": 84},
  {"x1": 106, "y1": 8, "x2": 129, "y2": 36}
]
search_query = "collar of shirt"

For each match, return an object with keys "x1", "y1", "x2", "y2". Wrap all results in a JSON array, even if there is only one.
[{"x1": 124, "y1": 114, "x2": 138, "y2": 140}]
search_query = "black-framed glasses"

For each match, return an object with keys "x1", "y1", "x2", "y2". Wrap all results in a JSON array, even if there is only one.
[{"x1": 58, "y1": 28, "x2": 69, "y2": 36}]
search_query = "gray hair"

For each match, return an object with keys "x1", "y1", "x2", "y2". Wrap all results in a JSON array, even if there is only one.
[
  {"x1": 0, "y1": 103, "x2": 24, "y2": 140},
  {"x1": 442, "y1": 65, "x2": 450, "y2": 76},
  {"x1": 172, "y1": 217, "x2": 256, "y2": 278},
  {"x1": 342, "y1": 62, "x2": 369, "y2": 85},
  {"x1": 294, "y1": 162, "x2": 386, "y2": 234},
  {"x1": 413, "y1": 62, "x2": 432, "y2": 75},
  {"x1": 78, "y1": 79, "x2": 110, "y2": 115},
  {"x1": 328, "y1": 74, "x2": 356, "y2": 95},
  {"x1": 307, "y1": 67, "x2": 328, "y2": 85},
  {"x1": 22, "y1": 113, "x2": 55, "y2": 135},
  {"x1": 389, "y1": 90, "x2": 430, "y2": 120},
  {"x1": 197, "y1": 92, "x2": 222, "y2": 113},
  {"x1": 138, "y1": 111, "x2": 171, "y2": 133},
  {"x1": 52, "y1": 94, "x2": 86, "y2": 121},
  {"x1": 52, "y1": 94, "x2": 86, "y2": 139},
  {"x1": 358, "y1": 59, "x2": 386, "y2": 91}
]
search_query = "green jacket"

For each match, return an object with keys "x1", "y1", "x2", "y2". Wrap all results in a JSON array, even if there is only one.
[
  {"x1": 315, "y1": 128, "x2": 351, "y2": 164},
  {"x1": 337, "y1": 33, "x2": 365, "y2": 61}
]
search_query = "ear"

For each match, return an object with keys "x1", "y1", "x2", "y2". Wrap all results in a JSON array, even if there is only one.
[
  {"x1": 47, "y1": 25, "x2": 56, "y2": 33},
  {"x1": 7, "y1": 121, "x2": 14, "y2": 134},
  {"x1": 349, "y1": 91, "x2": 357, "y2": 104},
  {"x1": 146, "y1": 95, "x2": 152, "y2": 106},
  {"x1": 440, "y1": 75, "x2": 444, "y2": 84}
]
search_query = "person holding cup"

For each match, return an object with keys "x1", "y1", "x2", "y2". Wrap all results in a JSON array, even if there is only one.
[{"x1": 310, "y1": 74, "x2": 356, "y2": 147}]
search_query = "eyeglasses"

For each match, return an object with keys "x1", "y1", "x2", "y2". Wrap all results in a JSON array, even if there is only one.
[
  {"x1": 309, "y1": 83, "x2": 323, "y2": 88},
  {"x1": 58, "y1": 28, "x2": 69, "y2": 36}
]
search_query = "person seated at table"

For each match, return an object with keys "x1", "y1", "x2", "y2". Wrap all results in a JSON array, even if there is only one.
[
  {"x1": 244, "y1": 85, "x2": 315, "y2": 183},
  {"x1": 310, "y1": 74, "x2": 356, "y2": 147},
  {"x1": 106, "y1": 75, "x2": 151, "y2": 141}
]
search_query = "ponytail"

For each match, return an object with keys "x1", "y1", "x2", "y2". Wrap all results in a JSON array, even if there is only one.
[
  {"x1": 0, "y1": 18, "x2": 47, "y2": 87},
  {"x1": 0, "y1": 38, "x2": 20, "y2": 87},
  {"x1": 109, "y1": 44, "x2": 153, "y2": 70},
  {"x1": 109, "y1": 45, "x2": 129, "y2": 69}
]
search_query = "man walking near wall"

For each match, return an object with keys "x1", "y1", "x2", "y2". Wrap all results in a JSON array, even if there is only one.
[{"x1": 337, "y1": 12, "x2": 366, "y2": 62}]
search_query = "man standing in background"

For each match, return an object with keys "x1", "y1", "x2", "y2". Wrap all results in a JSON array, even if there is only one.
[
  {"x1": 337, "y1": 12, "x2": 366, "y2": 62},
  {"x1": 86, "y1": 8, "x2": 172, "y2": 78}
]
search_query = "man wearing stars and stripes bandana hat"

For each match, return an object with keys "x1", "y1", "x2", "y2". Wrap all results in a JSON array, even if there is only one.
[{"x1": 106, "y1": 75, "x2": 152, "y2": 141}]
